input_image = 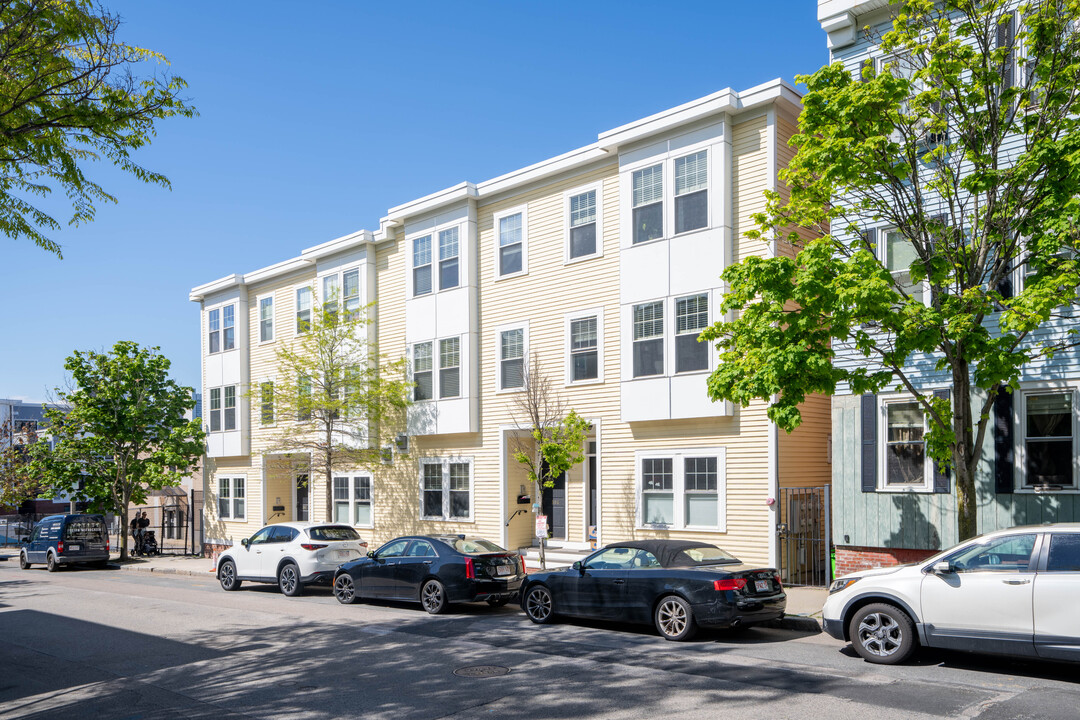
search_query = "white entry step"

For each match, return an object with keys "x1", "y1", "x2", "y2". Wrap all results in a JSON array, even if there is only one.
[{"x1": 519, "y1": 546, "x2": 593, "y2": 570}]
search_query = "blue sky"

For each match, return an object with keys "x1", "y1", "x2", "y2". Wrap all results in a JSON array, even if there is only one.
[{"x1": 2, "y1": 1, "x2": 829, "y2": 402}]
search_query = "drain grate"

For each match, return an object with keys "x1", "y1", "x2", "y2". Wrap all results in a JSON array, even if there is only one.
[{"x1": 453, "y1": 665, "x2": 511, "y2": 678}]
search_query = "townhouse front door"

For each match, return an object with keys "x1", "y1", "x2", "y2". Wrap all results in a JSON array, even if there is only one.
[
  {"x1": 295, "y1": 474, "x2": 309, "y2": 521},
  {"x1": 541, "y1": 470, "x2": 566, "y2": 541}
]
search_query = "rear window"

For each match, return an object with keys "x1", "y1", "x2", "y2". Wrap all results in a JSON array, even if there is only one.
[
  {"x1": 308, "y1": 526, "x2": 361, "y2": 541},
  {"x1": 670, "y1": 545, "x2": 740, "y2": 566},
  {"x1": 443, "y1": 538, "x2": 505, "y2": 554},
  {"x1": 64, "y1": 519, "x2": 105, "y2": 542}
]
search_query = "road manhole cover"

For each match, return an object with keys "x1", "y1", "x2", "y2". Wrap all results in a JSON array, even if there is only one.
[{"x1": 454, "y1": 665, "x2": 511, "y2": 678}]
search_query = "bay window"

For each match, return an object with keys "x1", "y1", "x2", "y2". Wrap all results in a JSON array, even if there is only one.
[
  {"x1": 633, "y1": 301, "x2": 664, "y2": 377},
  {"x1": 674, "y1": 151, "x2": 708, "y2": 234},
  {"x1": 208, "y1": 308, "x2": 220, "y2": 354},
  {"x1": 632, "y1": 164, "x2": 664, "y2": 244},
  {"x1": 413, "y1": 342, "x2": 433, "y2": 401},
  {"x1": 414, "y1": 234, "x2": 432, "y2": 296},
  {"x1": 439, "y1": 227, "x2": 459, "y2": 290},
  {"x1": 222, "y1": 304, "x2": 235, "y2": 351},
  {"x1": 439, "y1": 338, "x2": 460, "y2": 399},
  {"x1": 343, "y1": 269, "x2": 361, "y2": 321},
  {"x1": 675, "y1": 294, "x2": 709, "y2": 373}
]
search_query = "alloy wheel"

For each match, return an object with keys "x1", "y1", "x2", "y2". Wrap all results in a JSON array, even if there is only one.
[
  {"x1": 219, "y1": 561, "x2": 237, "y2": 590},
  {"x1": 422, "y1": 580, "x2": 444, "y2": 613},
  {"x1": 334, "y1": 574, "x2": 356, "y2": 604},
  {"x1": 857, "y1": 612, "x2": 903, "y2": 657},
  {"x1": 279, "y1": 565, "x2": 299, "y2": 595},
  {"x1": 657, "y1": 598, "x2": 687, "y2": 638},
  {"x1": 525, "y1": 587, "x2": 552, "y2": 622}
]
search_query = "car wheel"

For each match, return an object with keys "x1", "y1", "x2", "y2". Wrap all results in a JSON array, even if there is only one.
[
  {"x1": 655, "y1": 595, "x2": 697, "y2": 641},
  {"x1": 849, "y1": 603, "x2": 917, "y2": 665},
  {"x1": 334, "y1": 574, "x2": 358, "y2": 605},
  {"x1": 523, "y1": 585, "x2": 554, "y2": 624},
  {"x1": 278, "y1": 562, "x2": 303, "y2": 597},
  {"x1": 486, "y1": 596, "x2": 510, "y2": 608},
  {"x1": 46, "y1": 552, "x2": 59, "y2": 573},
  {"x1": 218, "y1": 559, "x2": 242, "y2": 591},
  {"x1": 421, "y1": 579, "x2": 447, "y2": 614},
  {"x1": 19, "y1": 552, "x2": 30, "y2": 570}
]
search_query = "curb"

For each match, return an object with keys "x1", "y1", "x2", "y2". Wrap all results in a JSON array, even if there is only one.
[
  {"x1": 764, "y1": 614, "x2": 822, "y2": 633},
  {"x1": 115, "y1": 563, "x2": 213, "y2": 578}
]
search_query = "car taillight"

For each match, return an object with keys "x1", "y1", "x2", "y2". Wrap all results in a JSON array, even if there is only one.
[
  {"x1": 300, "y1": 543, "x2": 328, "y2": 551},
  {"x1": 519, "y1": 556, "x2": 527, "y2": 575},
  {"x1": 57, "y1": 540, "x2": 64, "y2": 554},
  {"x1": 774, "y1": 573, "x2": 783, "y2": 588},
  {"x1": 106, "y1": 542, "x2": 110, "y2": 554},
  {"x1": 714, "y1": 578, "x2": 747, "y2": 591},
  {"x1": 465, "y1": 557, "x2": 475, "y2": 579}
]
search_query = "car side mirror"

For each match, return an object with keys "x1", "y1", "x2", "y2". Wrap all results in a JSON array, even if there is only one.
[
  {"x1": 930, "y1": 560, "x2": 952, "y2": 574},
  {"x1": 572, "y1": 561, "x2": 583, "y2": 573},
  {"x1": 19, "y1": 536, "x2": 28, "y2": 544},
  {"x1": 241, "y1": 538, "x2": 249, "y2": 549},
  {"x1": 367, "y1": 550, "x2": 376, "y2": 559}
]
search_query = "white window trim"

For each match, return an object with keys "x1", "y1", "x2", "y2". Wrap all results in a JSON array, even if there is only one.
[
  {"x1": 409, "y1": 334, "x2": 466, "y2": 403},
  {"x1": 207, "y1": 384, "x2": 240, "y2": 434},
  {"x1": 670, "y1": 293, "x2": 713, "y2": 376},
  {"x1": 564, "y1": 307, "x2": 604, "y2": 386},
  {"x1": 494, "y1": 321, "x2": 529, "y2": 393},
  {"x1": 410, "y1": 340, "x2": 435, "y2": 404},
  {"x1": 879, "y1": 226, "x2": 931, "y2": 307},
  {"x1": 493, "y1": 205, "x2": 529, "y2": 280},
  {"x1": 436, "y1": 224, "x2": 464, "y2": 292},
  {"x1": 1016, "y1": 383, "x2": 1080, "y2": 493},
  {"x1": 317, "y1": 265, "x2": 365, "y2": 320},
  {"x1": 332, "y1": 473, "x2": 374, "y2": 528},
  {"x1": 205, "y1": 300, "x2": 238, "y2": 356},
  {"x1": 404, "y1": 222, "x2": 467, "y2": 297},
  {"x1": 672, "y1": 147, "x2": 711, "y2": 238},
  {"x1": 258, "y1": 378, "x2": 276, "y2": 428},
  {"x1": 877, "y1": 394, "x2": 933, "y2": 493},
  {"x1": 634, "y1": 448, "x2": 726, "y2": 531},
  {"x1": 629, "y1": 298, "x2": 666, "y2": 379},
  {"x1": 217, "y1": 475, "x2": 247, "y2": 522},
  {"x1": 419, "y1": 456, "x2": 474, "y2": 522},
  {"x1": 621, "y1": 138, "x2": 715, "y2": 248},
  {"x1": 293, "y1": 283, "x2": 314, "y2": 337},
  {"x1": 257, "y1": 294, "x2": 275, "y2": 345},
  {"x1": 563, "y1": 182, "x2": 604, "y2": 265},
  {"x1": 409, "y1": 231, "x2": 434, "y2": 298}
]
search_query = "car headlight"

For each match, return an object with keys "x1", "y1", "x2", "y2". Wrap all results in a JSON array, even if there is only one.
[{"x1": 829, "y1": 577, "x2": 859, "y2": 594}]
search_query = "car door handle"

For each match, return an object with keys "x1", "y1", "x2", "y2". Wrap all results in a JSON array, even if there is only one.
[
  {"x1": 423, "y1": 561, "x2": 432, "y2": 565},
  {"x1": 1002, "y1": 579, "x2": 1031, "y2": 585},
  {"x1": 613, "y1": 579, "x2": 625, "y2": 585}
]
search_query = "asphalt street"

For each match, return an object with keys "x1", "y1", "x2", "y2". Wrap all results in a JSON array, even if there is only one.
[{"x1": 1, "y1": 560, "x2": 1078, "y2": 720}]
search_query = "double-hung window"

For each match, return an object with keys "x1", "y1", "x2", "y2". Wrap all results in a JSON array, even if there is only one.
[
  {"x1": 498, "y1": 211, "x2": 524, "y2": 277},
  {"x1": 439, "y1": 338, "x2": 460, "y2": 399},
  {"x1": 343, "y1": 269, "x2": 361, "y2": 321},
  {"x1": 641, "y1": 458, "x2": 673, "y2": 525},
  {"x1": 632, "y1": 302, "x2": 664, "y2": 377},
  {"x1": 209, "y1": 388, "x2": 221, "y2": 432},
  {"x1": 884, "y1": 229, "x2": 924, "y2": 304},
  {"x1": 569, "y1": 316, "x2": 598, "y2": 382},
  {"x1": 683, "y1": 457, "x2": 718, "y2": 526},
  {"x1": 323, "y1": 274, "x2": 340, "y2": 317},
  {"x1": 218, "y1": 477, "x2": 245, "y2": 520},
  {"x1": 569, "y1": 189, "x2": 597, "y2": 259},
  {"x1": 222, "y1": 305, "x2": 235, "y2": 351},
  {"x1": 639, "y1": 450, "x2": 725, "y2": 529},
  {"x1": 675, "y1": 294, "x2": 709, "y2": 373},
  {"x1": 296, "y1": 287, "x2": 312, "y2": 333},
  {"x1": 632, "y1": 164, "x2": 664, "y2": 244},
  {"x1": 260, "y1": 382, "x2": 274, "y2": 425},
  {"x1": 333, "y1": 475, "x2": 373, "y2": 525},
  {"x1": 499, "y1": 327, "x2": 525, "y2": 390},
  {"x1": 421, "y1": 459, "x2": 472, "y2": 520},
  {"x1": 259, "y1": 297, "x2": 274, "y2": 342},
  {"x1": 297, "y1": 375, "x2": 312, "y2": 421},
  {"x1": 413, "y1": 342, "x2": 433, "y2": 401},
  {"x1": 883, "y1": 399, "x2": 928, "y2": 488},
  {"x1": 223, "y1": 385, "x2": 237, "y2": 431},
  {"x1": 414, "y1": 235, "x2": 432, "y2": 296},
  {"x1": 1023, "y1": 391, "x2": 1075, "y2": 488},
  {"x1": 439, "y1": 227, "x2": 459, "y2": 290},
  {"x1": 208, "y1": 308, "x2": 221, "y2": 354},
  {"x1": 674, "y1": 151, "x2": 708, "y2": 234}
]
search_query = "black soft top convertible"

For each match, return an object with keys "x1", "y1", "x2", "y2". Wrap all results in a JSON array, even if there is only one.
[{"x1": 605, "y1": 539, "x2": 740, "y2": 568}]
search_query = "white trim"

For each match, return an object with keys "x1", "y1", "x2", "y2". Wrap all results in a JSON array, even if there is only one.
[
  {"x1": 878, "y1": 226, "x2": 931, "y2": 307},
  {"x1": 634, "y1": 447, "x2": 727, "y2": 532},
  {"x1": 409, "y1": 334, "x2": 465, "y2": 403},
  {"x1": 564, "y1": 307, "x2": 605, "y2": 386},
  {"x1": 494, "y1": 320, "x2": 529, "y2": 393},
  {"x1": 256, "y1": 293, "x2": 275, "y2": 345},
  {"x1": 330, "y1": 472, "x2": 375, "y2": 529},
  {"x1": 670, "y1": 292, "x2": 713, "y2": 375},
  {"x1": 563, "y1": 181, "x2": 605, "y2": 264},
  {"x1": 205, "y1": 300, "x2": 239, "y2": 356},
  {"x1": 257, "y1": 378, "x2": 276, "y2": 428},
  {"x1": 1016, "y1": 385, "x2": 1080, "y2": 492},
  {"x1": 292, "y1": 283, "x2": 314, "y2": 338},
  {"x1": 418, "y1": 456, "x2": 475, "y2": 523},
  {"x1": 767, "y1": 408, "x2": 778, "y2": 569},
  {"x1": 216, "y1": 474, "x2": 248, "y2": 522},
  {"x1": 493, "y1": 204, "x2": 529, "y2": 280},
  {"x1": 877, "y1": 394, "x2": 934, "y2": 493}
]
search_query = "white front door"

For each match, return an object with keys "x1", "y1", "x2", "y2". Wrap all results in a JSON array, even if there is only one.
[
  {"x1": 1034, "y1": 532, "x2": 1080, "y2": 661},
  {"x1": 921, "y1": 532, "x2": 1038, "y2": 657}
]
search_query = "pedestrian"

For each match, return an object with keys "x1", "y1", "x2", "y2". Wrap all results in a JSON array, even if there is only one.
[{"x1": 130, "y1": 513, "x2": 142, "y2": 555}]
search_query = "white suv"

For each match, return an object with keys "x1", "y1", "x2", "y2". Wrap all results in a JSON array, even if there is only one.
[
  {"x1": 216, "y1": 522, "x2": 368, "y2": 596},
  {"x1": 823, "y1": 523, "x2": 1080, "y2": 665}
]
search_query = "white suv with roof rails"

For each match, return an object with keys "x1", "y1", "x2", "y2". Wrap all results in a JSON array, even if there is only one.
[
  {"x1": 216, "y1": 522, "x2": 368, "y2": 596},
  {"x1": 823, "y1": 523, "x2": 1080, "y2": 665}
]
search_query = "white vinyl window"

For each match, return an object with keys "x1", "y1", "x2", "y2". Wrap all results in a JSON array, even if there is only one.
[
  {"x1": 208, "y1": 385, "x2": 237, "y2": 433},
  {"x1": 333, "y1": 475, "x2": 373, "y2": 526},
  {"x1": 209, "y1": 387, "x2": 221, "y2": 432},
  {"x1": 632, "y1": 301, "x2": 664, "y2": 377},
  {"x1": 259, "y1": 296, "x2": 274, "y2": 342},
  {"x1": 296, "y1": 287, "x2": 312, "y2": 334},
  {"x1": 207, "y1": 308, "x2": 221, "y2": 354},
  {"x1": 1022, "y1": 390, "x2": 1077, "y2": 489},
  {"x1": 569, "y1": 315, "x2": 598, "y2": 382},
  {"x1": 632, "y1": 164, "x2": 664, "y2": 244},
  {"x1": 439, "y1": 227, "x2": 460, "y2": 290},
  {"x1": 880, "y1": 397, "x2": 930, "y2": 490},
  {"x1": 223, "y1": 385, "x2": 237, "y2": 431},
  {"x1": 674, "y1": 150, "x2": 708, "y2": 234},
  {"x1": 496, "y1": 208, "x2": 527, "y2": 277},
  {"x1": 217, "y1": 477, "x2": 246, "y2": 521},
  {"x1": 421, "y1": 458, "x2": 472, "y2": 520},
  {"x1": 884, "y1": 229, "x2": 925, "y2": 304},
  {"x1": 499, "y1": 327, "x2": 526, "y2": 390},
  {"x1": 260, "y1": 382, "x2": 274, "y2": 425},
  {"x1": 414, "y1": 234, "x2": 432, "y2": 296},
  {"x1": 413, "y1": 342, "x2": 433, "y2": 401},
  {"x1": 638, "y1": 449, "x2": 725, "y2": 530},
  {"x1": 222, "y1": 304, "x2": 236, "y2": 351},
  {"x1": 675, "y1": 294, "x2": 709, "y2": 373},
  {"x1": 440, "y1": 337, "x2": 460, "y2": 399},
  {"x1": 343, "y1": 269, "x2": 361, "y2": 321},
  {"x1": 568, "y1": 189, "x2": 598, "y2": 260}
]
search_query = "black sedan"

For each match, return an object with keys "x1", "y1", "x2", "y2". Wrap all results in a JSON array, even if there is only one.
[
  {"x1": 332, "y1": 534, "x2": 526, "y2": 614},
  {"x1": 520, "y1": 539, "x2": 786, "y2": 640}
]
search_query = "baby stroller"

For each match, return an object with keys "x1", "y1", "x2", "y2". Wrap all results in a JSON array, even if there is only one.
[{"x1": 140, "y1": 530, "x2": 159, "y2": 556}]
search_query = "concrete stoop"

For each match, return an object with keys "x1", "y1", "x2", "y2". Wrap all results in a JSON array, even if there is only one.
[{"x1": 519, "y1": 546, "x2": 592, "y2": 570}]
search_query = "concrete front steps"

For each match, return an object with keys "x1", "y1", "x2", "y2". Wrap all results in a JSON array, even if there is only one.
[{"x1": 519, "y1": 545, "x2": 593, "y2": 570}]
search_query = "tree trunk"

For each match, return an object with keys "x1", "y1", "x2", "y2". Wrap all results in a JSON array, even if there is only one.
[
  {"x1": 119, "y1": 504, "x2": 129, "y2": 561},
  {"x1": 535, "y1": 476, "x2": 546, "y2": 571},
  {"x1": 951, "y1": 364, "x2": 978, "y2": 542}
]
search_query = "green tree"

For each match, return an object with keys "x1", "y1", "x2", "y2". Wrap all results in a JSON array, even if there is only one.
[
  {"x1": 702, "y1": 0, "x2": 1080, "y2": 541},
  {"x1": 0, "y1": 415, "x2": 40, "y2": 508},
  {"x1": 0, "y1": 0, "x2": 195, "y2": 257},
  {"x1": 30, "y1": 341, "x2": 204, "y2": 559},
  {"x1": 511, "y1": 353, "x2": 590, "y2": 569},
  {"x1": 261, "y1": 293, "x2": 411, "y2": 522}
]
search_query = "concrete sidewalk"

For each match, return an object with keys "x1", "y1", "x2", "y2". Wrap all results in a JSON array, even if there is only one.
[{"x1": 110, "y1": 553, "x2": 826, "y2": 632}]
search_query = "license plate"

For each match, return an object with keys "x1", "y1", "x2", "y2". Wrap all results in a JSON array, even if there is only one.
[
  {"x1": 495, "y1": 565, "x2": 514, "y2": 576},
  {"x1": 755, "y1": 579, "x2": 769, "y2": 592},
  {"x1": 68, "y1": 544, "x2": 81, "y2": 551},
  {"x1": 335, "y1": 550, "x2": 351, "y2": 559}
]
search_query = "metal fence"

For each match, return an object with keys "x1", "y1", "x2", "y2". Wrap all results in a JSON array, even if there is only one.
[{"x1": 777, "y1": 486, "x2": 831, "y2": 587}]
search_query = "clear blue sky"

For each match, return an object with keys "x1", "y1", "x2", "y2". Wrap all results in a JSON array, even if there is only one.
[{"x1": 2, "y1": 1, "x2": 830, "y2": 402}]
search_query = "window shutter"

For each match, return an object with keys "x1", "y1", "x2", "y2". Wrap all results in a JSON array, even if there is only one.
[
  {"x1": 994, "y1": 389, "x2": 1015, "y2": 494},
  {"x1": 933, "y1": 388, "x2": 952, "y2": 493},
  {"x1": 997, "y1": 13, "x2": 1016, "y2": 89},
  {"x1": 997, "y1": 272, "x2": 1014, "y2": 300},
  {"x1": 861, "y1": 394, "x2": 878, "y2": 492}
]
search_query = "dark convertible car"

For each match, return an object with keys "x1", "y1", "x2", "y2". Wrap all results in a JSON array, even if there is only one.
[
  {"x1": 520, "y1": 539, "x2": 786, "y2": 640},
  {"x1": 332, "y1": 534, "x2": 526, "y2": 613}
]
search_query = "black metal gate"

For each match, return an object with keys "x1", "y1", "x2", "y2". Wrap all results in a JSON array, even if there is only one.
[{"x1": 778, "y1": 486, "x2": 830, "y2": 587}]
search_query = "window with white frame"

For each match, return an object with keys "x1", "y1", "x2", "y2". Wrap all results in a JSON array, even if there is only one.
[
  {"x1": 343, "y1": 268, "x2": 361, "y2": 321},
  {"x1": 568, "y1": 189, "x2": 598, "y2": 259},
  {"x1": 414, "y1": 234, "x2": 432, "y2": 296},
  {"x1": 499, "y1": 327, "x2": 525, "y2": 390},
  {"x1": 323, "y1": 274, "x2": 341, "y2": 317},
  {"x1": 259, "y1": 296, "x2": 274, "y2": 342},
  {"x1": 638, "y1": 450, "x2": 725, "y2": 529},
  {"x1": 674, "y1": 151, "x2": 708, "y2": 234},
  {"x1": 632, "y1": 164, "x2": 664, "y2": 244},
  {"x1": 498, "y1": 211, "x2": 525, "y2": 277},
  {"x1": 1023, "y1": 390, "x2": 1075, "y2": 488},
  {"x1": 632, "y1": 301, "x2": 664, "y2": 377},
  {"x1": 224, "y1": 385, "x2": 237, "y2": 431},
  {"x1": 217, "y1": 477, "x2": 245, "y2": 520},
  {"x1": 439, "y1": 227, "x2": 460, "y2": 290},
  {"x1": 222, "y1": 304, "x2": 235, "y2": 351},
  {"x1": 296, "y1": 287, "x2": 312, "y2": 333},
  {"x1": 207, "y1": 385, "x2": 237, "y2": 433},
  {"x1": 884, "y1": 229, "x2": 924, "y2": 303},
  {"x1": 675, "y1": 294, "x2": 709, "y2": 373},
  {"x1": 421, "y1": 459, "x2": 471, "y2": 520},
  {"x1": 440, "y1": 337, "x2": 460, "y2": 399},
  {"x1": 413, "y1": 342, "x2": 433, "y2": 401},
  {"x1": 260, "y1": 381, "x2": 274, "y2": 425},
  {"x1": 208, "y1": 308, "x2": 221, "y2": 354},
  {"x1": 297, "y1": 374, "x2": 312, "y2": 421},
  {"x1": 333, "y1": 474, "x2": 373, "y2": 525},
  {"x1": 882, "y1": 398, "x2": 929, "y2": 488},
  {"x1": 569, "y1": 315, "x2": 598, "y2": 382},
  {"x1": 209, "y1": 388, "x2": 221, "y2": 432}
]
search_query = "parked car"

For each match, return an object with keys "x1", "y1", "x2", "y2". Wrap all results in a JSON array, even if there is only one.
[
  {"x1": 520, "y1": 539, "x2": 786, "y2": 641},
  {"x1": 216, "y1": 522, "x2": 368, "y2": 596},
  {"x1": 823, "y1": 523, "x2": 1080, "y2": 665},
  {"x1": 332, "y1": 534, "x2": 525, "y2": 613},
  {"x1": 19, "y1": 514, "x2": 110, "y2": 571}
]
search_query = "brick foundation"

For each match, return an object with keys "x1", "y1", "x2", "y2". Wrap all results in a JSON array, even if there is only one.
[
  {"x1": 203, "y1": 542, "x2": 231, "y2": 557},
  {"x1": 835, "y1": 545, "x2": 938, "y2": 576}
]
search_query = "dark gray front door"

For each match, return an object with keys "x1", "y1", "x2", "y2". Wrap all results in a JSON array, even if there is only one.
[
  {"x1": 541, "y1": 471, "x2": 566, "y2": 540},
  {"x1": 296, "y1": 474, "x2": 309, "y2": 521}
]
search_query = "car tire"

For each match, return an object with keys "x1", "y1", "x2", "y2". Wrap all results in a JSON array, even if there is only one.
[
  {"x1": 655, "y1": 595, "x2": 697, "y2": 641},
  {"x1": 19, "y1": 552, "x2": 30, "y2": 570},
  {"x1": 849, "y1": 603, "x2": 917, "y2": 665},
  {"x1": 218, "y1": 559, "x2": 242, "y2": 591},
  {"x1": 486, "y1": 596, "x2": 510, "y2": 608},
  {"x1": 421, "y1": 579, "x2": 447, "y2": 614},
  {"x1": 523, "y1": 585, "x2": 555, "y2": 624},
  {"x1": 334, "y1": 574, "x2": 358, "y2": 605},
  {"x1": 46, "y1": 552, "x2": 59, "y2": 573},
  {"x1": 278, "y1": 562, "x2": 303, "y2": 597}
]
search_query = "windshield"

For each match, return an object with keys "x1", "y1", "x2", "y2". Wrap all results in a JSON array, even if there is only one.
[
  {"x1": 308, "y1": 526, "x2": 361, "y2": 541},
  {"x1": 443, "y1": 537, "x2": 505, "y2": 554},
  {"x1": 670, "y1": 545, "x2": 740, "y2": 566}
]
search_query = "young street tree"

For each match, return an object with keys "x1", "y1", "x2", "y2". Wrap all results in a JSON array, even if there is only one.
[
  {"x1": 511, "y1": 353, "x2": 590, "y2": 570},
  {"x1": 0, "y1": 416, "x2": 40, "y2": 509},
  {"x1": 30, "y1": 342, "x2": 204, "y2": 559},
  {"x1": 0, "y1": 0, "x2": 195, "y2": 258},
  {"x1": 262, "y1": 293, "x2": 411, "y2": 522},
  {"x1": 701, "y1": 0, "x2": 1080, "y2": 541}
]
